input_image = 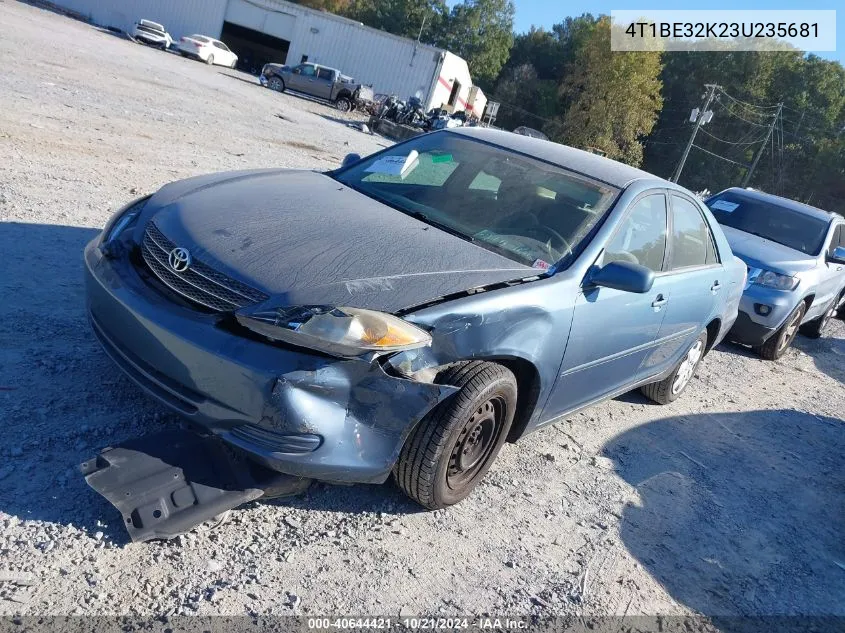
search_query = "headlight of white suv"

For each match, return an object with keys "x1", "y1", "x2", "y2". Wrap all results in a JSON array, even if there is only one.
[
  {"x1": 753, "y1": 269, "x2": 799, "y2": 291},
  {"x1": 236, "y1": 305, "x2": 432, "y2": 357}
]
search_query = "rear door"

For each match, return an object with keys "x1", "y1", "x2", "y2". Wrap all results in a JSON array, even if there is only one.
[
  {"x1": 314, "y1": 67, "x2": 336, "y2": 100},
  {"x1": 545, "y1": 191, "x2": 673, "y2": 417},
  {"x1": 642, "y1": 193, "x2": 722, "y2": 374}
]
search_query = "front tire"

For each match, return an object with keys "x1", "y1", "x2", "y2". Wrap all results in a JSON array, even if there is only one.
[
  {"x1": 641, "y1": 330, "x2": 708, "y2": 404},
  {"x1": 754, "y1": 301, "x2": 806, "y2": 360},
  {"x1": 268, "y1": 76, "x2": 285, "y2": 92},
  {"x1": 206, "y1": 54, "x2": 214, "y2": 65},
  {"x1": 394, "y1": 362, "x2": 517, "y2": 510},
  {"x1": 801, "y1": 299, "x2": 837, "y2": 338}
]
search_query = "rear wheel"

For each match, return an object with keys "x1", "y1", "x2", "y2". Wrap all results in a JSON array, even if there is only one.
[
  {"x1": 335, "y1": 96, "x2": 352, "y2": 112},
  {"x1": 394, "y1": 362, "x2": 517, "y2": 509},
  {"x1": 641, "y1": 330, "x2": 708, "y2": 404},
  {"x1": 268, "y1": 76, "x2": 285, "y2": 92},
  {"x1": 754, "y1": 301, "x2": 806, "y2": 360},
  {"x1": 206, "y1": 54, "x2": 214, "y2": 65}
]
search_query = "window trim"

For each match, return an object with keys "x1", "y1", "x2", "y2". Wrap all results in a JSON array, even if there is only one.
[
  {"x1": 601, "y1": 189, "x2": 670, "y2": 273},
  {"x1": 665, "y1": 192, "x2": 722, "y2": 273}
]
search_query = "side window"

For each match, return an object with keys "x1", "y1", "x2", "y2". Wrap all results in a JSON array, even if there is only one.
[
  {"x1": 317, "y1": 68, "x2": 333, "y2": 80},
  {"x1": 604, "y1": 194, "x2": 667, "y2": 272},
  {"x1": 300, "y1": 65, "x2": 316, "y2": 77},
  {"x1": 670, "y1": 195, "x2": 716, "y2": 269},
  {"x1": 839, "y1": 225, "x2": 845, "y2": 248}
]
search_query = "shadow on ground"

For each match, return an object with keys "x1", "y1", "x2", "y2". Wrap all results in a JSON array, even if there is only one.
[{"x1": 604, "y1": 408, "x2": 845, "y2": 620}]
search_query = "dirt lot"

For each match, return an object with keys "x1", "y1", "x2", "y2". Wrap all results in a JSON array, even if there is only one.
[{"x1": 1, "y1": 1, "x2": 843, "y2": 622}]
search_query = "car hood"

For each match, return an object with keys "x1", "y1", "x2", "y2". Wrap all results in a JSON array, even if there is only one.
[
  {"x1": 136, "y1": 169, "x2": 535, "y2": 313},
  {"x1": 720, "y1": 225, "x2": 818, "y2": 274}
]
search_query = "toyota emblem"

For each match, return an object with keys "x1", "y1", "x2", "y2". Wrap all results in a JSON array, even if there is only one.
[{"x1": 168, "y1": 247, "x2": 192, "y2": 272}]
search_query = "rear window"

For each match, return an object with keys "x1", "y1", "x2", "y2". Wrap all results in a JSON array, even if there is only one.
[
  {"x1": 706, "y1": 192, "x2": 829, "y2": 255},
  {"x1": 191, "y1": 35, "x2": 211, "y2": 43},
  {"x1": 139, "y1": 20, "x2": 164, "y2": 31}
]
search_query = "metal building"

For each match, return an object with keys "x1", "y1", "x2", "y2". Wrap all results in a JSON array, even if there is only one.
[{"x1": 48, "y1": 0, "x2": 482, "y2": 114}]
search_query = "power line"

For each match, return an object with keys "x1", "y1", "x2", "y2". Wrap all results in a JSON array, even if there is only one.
[
  {"x1": 690, "y1": 144, "x2": 750, "y2": 167},
  {"x1": 697, "y1": 126, "x2": 769, "y2": 146}
]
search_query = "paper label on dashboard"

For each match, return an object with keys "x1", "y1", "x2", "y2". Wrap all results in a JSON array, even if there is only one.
[
  {"x1": 365, "y1": 150, "x2": 419, "y2": 178},
  {"x1": 711, "y1": 200, "x2": 739, "y2": 212}
]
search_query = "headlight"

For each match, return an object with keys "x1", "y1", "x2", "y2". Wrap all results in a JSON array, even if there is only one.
[
  {"x1": 752, "y1": 269, "x2": 799, "y2": 291},
  {"x1": 102, "y1": 195, "x2": 150, "y2": 245},
  {"x1": 236, "y1": 305, "x2": 432, "y2": 357}
]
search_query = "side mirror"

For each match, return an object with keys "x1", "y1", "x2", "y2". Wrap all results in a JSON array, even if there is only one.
[
  {"x1": 590, "y1": 260, "x2": 655, "y2": 294},
  {"x1": 341, "y1": 153, "x2": 361, "y2": 169},
  {"x1": 828, "y1": 246, "x2": 845, "y2": 265}
]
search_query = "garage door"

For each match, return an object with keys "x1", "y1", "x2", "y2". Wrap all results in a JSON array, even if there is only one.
[{"x1": 224, "y1": 0, "x2": 296, "y2": 41}]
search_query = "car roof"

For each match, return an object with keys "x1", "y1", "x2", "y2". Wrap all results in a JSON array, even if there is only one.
[
  {"x1": 714, "y1": 187, "x2": 836, "y2": 222},
  {"x1": 449, "y1": 127, "x2": 659, "y2": 188}
]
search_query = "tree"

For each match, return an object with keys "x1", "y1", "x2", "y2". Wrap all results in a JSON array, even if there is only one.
[
  {"x1": 550, "y1": 17, "x2": 662, "y2": 165},
  {"x1": 435, "y1": 0, "x2": 515, "y2": 89}
]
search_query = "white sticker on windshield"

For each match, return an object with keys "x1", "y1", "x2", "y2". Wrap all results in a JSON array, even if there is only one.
[
  {"x1": 365, "y1": 150, "x2": 419, "y2": 178},
  {"x1": 711, "y1": 200, "x2": 739, "y2": 212}
]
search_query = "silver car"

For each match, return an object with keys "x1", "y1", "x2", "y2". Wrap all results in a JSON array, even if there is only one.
[{"x1": 706, "y1": 187, "x2": 845, "y2": 360}]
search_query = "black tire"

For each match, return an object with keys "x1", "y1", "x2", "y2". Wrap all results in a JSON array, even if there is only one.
[
  {"x1": 268, "y1": 76, "x2": 285, "y2": 92},
  {"x1": 801, "y1": 298, "x2": 838, "y2": 338},
  {"x1": 754, "y1": 301, "x2": 806, "y2": 360},
  {"x1": 394, "y1": 361, "x2": 517, "y2": 509},
  {"x1": 206, "y1": 54, "x2": 214, "y2": 66},
  {"x1": 641, "y1": 330, "x2": 708, "y2": 404},
  {"x1": 335, "y1": 96, "x2": 352, "y2": 113}
]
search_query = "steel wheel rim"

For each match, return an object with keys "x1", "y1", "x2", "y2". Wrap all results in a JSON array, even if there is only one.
[
  {"x1": 269, "y1": 77, "x2": 282, "y2": 91},
  {"x1": 672, "y1": 340, "x2": 703, "y2": 395},
  {"x1": 778, "y1": 306, "x2": 804, "y2": 351},
  {"x1": 337, "y1": 100, "x2": 350, "y2": 112},
  {"x1": 447, "y1": 396, "x2": 505, "y2": 490}
]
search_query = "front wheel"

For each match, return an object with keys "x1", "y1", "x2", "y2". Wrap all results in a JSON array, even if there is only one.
[
  {"x1": 754, "y1": 301, "x2": 806, "y2": 360},
  {"x1": 394, "y1": 362, "x2": 517, "y2": 509},
  {"x1": 801, "y1": 299, "x2": 837, "y2": 338},
  {"x1": 641, "y1": 330, "x2": 708, "y2": 404},
  {"x1": 268, "y1": 76, "x2": 285, "y2": 92},
  {"x1": 206, "y1": 54, "x2": 214, "y2": 65}
]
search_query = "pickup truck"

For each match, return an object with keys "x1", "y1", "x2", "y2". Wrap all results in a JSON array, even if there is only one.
[{"x1": 260, "y1": 62, "x2": 360, "y2": 112}]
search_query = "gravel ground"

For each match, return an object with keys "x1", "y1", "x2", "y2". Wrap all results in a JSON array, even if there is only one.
[{"x1": 1, "y1": 1, "x2": 844, "y2": 621}]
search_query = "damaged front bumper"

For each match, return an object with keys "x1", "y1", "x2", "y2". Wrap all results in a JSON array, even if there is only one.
[{"x1": 84, "y1": 237, "x2": 456, "y2": 485}]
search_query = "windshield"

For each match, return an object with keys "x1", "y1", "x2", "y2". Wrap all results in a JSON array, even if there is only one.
[
  {"x1": 706, "y1": 192, "x2": 829, "y2": 255},
  {"x1": 332, "y1": 133, "x2": 619, "y2": 268}
]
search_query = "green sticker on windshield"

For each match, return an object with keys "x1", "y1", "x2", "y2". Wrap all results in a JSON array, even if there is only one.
[{"x1": 431, "y1": 153, "x2": 453, "y2": 163}]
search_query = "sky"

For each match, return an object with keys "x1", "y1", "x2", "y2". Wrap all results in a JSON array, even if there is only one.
[{"x1": 508, "y1": 0, "x2": 843, "y2": 63}]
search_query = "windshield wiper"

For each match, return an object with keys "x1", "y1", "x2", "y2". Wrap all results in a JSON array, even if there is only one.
[{"x1": 407, "y1": 211, "x2": 476, "y2": 243}]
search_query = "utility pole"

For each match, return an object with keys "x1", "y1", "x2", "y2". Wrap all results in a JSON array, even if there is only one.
[
  {"x1": 671, "y1": 83, "x2": 718, "y2": 183},
  {"x1": 741, "y1": 102, "x2": 782, "y2": 187}
]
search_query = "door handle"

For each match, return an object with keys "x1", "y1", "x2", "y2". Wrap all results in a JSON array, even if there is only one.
[
  {"x1": 652, "y1": 294, "x2": 668, "y2": 308},
  {"x1": 711, "y1": 281, "x2": 721, "y2": 293}
]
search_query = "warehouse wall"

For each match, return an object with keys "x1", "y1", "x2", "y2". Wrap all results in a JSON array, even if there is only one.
[
  {"x1": 223, "y1": 0, "x2": 446, "y2": 104},
  {"x1": 45, "y1": 0, "x2": 228, "y2": 41}
]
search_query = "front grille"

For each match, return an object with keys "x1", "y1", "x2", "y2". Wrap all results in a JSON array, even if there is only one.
[{"x1": 141, "y1": 222, "x2": 269, "y2": 312}]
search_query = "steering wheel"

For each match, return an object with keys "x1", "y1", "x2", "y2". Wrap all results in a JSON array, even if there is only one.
[{"x1": 518, "y1": 225, "x2": 572, "y2": 259}]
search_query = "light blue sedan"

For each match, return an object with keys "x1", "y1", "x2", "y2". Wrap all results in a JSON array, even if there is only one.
[{"x1": 85, "y1": 129, "x2": 746, "y2": 512}]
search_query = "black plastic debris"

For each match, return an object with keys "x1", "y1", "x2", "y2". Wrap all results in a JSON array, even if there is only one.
[{"x1": 80, "y1": 429, "x2": 310, "y2": 542}]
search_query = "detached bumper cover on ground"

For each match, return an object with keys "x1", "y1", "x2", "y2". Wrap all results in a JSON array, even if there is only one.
[
  {"x1": 84, "y1": 238, "x2": 456, "y2": 485},
  {"x1": 80, "y1": 430, "x2": 312, "y2": 542}
]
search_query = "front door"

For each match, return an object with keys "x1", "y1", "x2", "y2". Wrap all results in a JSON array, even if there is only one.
[{"x1": 545, "y1": 192, "x2": 671, "y2": 418}]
